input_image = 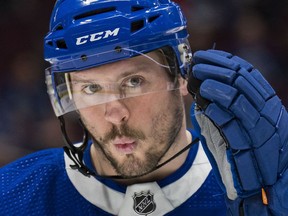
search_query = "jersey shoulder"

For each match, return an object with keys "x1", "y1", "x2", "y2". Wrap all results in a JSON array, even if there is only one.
[
  {"x1": 0, "y1": 148, "x2": 111, "y2": 215},
  {"x1": 0, "y1": 148, "x2": 66, "y2": 214},
  {"x1": 0, "y1": 147, "x2": 65, "y2": 175}
]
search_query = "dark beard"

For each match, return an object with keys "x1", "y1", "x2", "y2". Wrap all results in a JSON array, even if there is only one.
[{"x1": 88, "y1": 93, "x2": 184, "y2": 178}]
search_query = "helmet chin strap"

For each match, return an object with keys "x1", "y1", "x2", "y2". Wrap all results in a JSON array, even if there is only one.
[
  {"x1": 59, "y1": 116, "x2": 199, "y2": 179},
  {"x1": 59, "y1": 116, "x2": 93, "y2": 176}
]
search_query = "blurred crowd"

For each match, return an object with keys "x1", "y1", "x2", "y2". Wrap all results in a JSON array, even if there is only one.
[{"x1": 0, "y1": 0, "x2": 287, "y2": 166}]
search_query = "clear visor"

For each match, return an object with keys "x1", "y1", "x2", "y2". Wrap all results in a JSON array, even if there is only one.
[{"x1": 46, "y1": 47, "x2": 183, "y2": 117}]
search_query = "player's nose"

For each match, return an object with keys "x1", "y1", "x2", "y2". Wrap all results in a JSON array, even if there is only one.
[{"x1": 104, "y1": 100, "x2": 130, "y2": 125}]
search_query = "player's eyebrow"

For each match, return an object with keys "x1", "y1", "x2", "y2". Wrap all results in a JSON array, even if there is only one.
[
  {"x1": 115, "y1": 64, "x2": 153, "y2": 79},
  {"x1": 70, "y1": 77, "x2": 94, "y2": 83},
  {"x1": 71, "y1": 63, "x2": 155, "y2": 83}
]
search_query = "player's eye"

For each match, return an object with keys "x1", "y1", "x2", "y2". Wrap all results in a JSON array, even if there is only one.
[
  {"x1": 82, "y1": 83, "x2": 102, "y2": 95},
  {"x1": 122, "y1": 76, "x2": 143, "y2": 88}
]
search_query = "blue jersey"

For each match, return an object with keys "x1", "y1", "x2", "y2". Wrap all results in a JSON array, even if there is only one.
[{"x1": 0, "y1": 134, "x2": 226, "y2": 215}]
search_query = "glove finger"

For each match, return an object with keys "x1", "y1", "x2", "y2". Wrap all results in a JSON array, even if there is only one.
[
  {"x1": 200, "y1": 79, "x2": 238, "y2": 109},
  {"x1": 192, "y1": 64, "x2": 237, "y2": 84},
  {"x1": 207, "y1": 49, "x2": 233, "y2": 57},
  {"x1": 250, "y1": 69, "x2": 275, "y2": 98},
  {"x1": 238, "y1": 68, "x2": 273, "y2": 100},
  {"x1": 230, "y1": 55, "x2": 254, "y2": 71},
  {"x1": 234, "y1": 74, "x2": 265, "y2": 111},
  {"x1": 193, "y1": 50, "x2": 240, "y2": 71},
  {"x1": 233, "y1": 68, "x2": 282, "y2": 126},
  {"x1": 230, "y1": 94, "x2": 260, "y2": 130},
  {"x1": 230, "y1": 95, "x2": 275, "y2": 146}
]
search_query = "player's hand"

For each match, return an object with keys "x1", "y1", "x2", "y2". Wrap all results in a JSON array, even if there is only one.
[{"x1": 188, "y1": 50, "x2": 288, "y2": 211}]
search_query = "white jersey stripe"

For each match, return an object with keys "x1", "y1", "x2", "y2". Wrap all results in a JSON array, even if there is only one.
[{"x1": 64, "y1": 141, "x2": 211, "y2": 215}]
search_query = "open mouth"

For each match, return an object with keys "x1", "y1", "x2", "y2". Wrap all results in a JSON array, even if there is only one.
[{"x1": 113, "y1": 138, "x2": 137, "y2": 154}]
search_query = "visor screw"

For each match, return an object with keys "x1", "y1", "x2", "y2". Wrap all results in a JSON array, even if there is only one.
[
  {"x1": 115, "y1": 46, "x2": 122, "y2": 53},
  {"x1": 81, "y1": 55, "x2": 88, "y2": 61}
]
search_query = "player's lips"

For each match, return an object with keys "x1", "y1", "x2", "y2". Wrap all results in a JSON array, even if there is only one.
[{"x1": 113, "y1": 137, "x2": 137, "y2": 154}]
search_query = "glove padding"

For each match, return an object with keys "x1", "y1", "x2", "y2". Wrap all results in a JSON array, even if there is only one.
[{"x1": 188, "y1": 50, "x2": 288, "y2": 203}]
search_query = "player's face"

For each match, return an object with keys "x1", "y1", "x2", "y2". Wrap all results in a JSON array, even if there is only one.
[{"x1": 71, "y1": 51, "x2": 188, "y2": 178}]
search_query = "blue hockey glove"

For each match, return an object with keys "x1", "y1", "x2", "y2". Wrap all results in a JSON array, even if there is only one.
[{"x1": 188, "y1": 50, "x2": 288, "y2": 214}]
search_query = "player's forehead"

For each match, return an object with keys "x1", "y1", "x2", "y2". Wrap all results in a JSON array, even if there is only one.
[{"x1": 70, "y1": 50, "x2": 165, "y2": 81}]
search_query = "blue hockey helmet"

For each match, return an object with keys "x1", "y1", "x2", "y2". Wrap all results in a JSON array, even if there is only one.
[{"x1": 44, "y1": 0, "x2": 192, "y2": 117}]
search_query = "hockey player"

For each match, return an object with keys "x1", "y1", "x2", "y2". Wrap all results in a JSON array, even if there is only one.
[{"x1": 1, "y1": 0, "x2": 287, "y2": 215}]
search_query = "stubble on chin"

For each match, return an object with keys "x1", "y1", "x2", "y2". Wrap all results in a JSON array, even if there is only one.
[{"x1": 84, "y1": 91, "x2": 185, "y2": 178}]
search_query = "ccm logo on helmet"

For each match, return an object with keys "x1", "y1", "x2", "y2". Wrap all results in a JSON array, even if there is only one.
[{"x1": 76, "y1": 28, "x2": 120, "y2": 45}]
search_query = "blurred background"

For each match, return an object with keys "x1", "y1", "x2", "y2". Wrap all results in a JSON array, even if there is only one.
[{"x1": 0, "y1": 0, "x2": 287, "y2": 166}]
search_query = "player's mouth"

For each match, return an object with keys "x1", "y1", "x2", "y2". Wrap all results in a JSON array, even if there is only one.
[{"x1": 113, "y1": 137, "x2": 137, "y2": 154}]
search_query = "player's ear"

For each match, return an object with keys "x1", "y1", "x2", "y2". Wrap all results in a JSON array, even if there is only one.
[{"x1": 179, "y1": 77, "x2": 188, "y2": 96}]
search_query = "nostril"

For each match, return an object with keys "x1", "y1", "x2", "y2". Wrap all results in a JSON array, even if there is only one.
[{"x1": 121, "y1": 115, "x2": 128, "y2": 123}]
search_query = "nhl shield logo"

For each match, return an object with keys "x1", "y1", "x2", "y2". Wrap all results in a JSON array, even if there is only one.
[{"x1": 133, "y1": 191, "x2": 156, "y2": 215}]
